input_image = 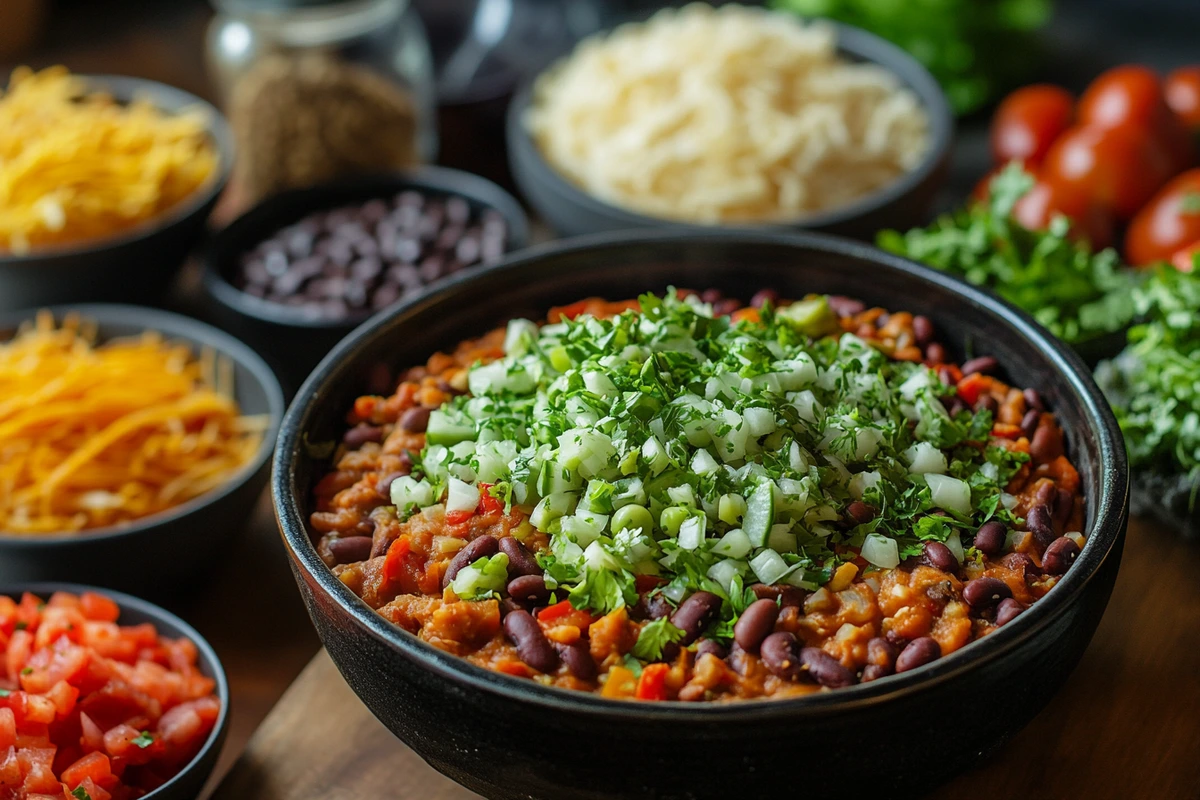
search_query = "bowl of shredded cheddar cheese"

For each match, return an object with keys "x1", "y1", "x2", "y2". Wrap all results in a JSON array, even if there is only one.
[
  {"x1": 0, "y1": 68, "x2": 233, "y2": 311},
  {"x1": 0, "y1": 305, "x2": 282, "y2": 594}
]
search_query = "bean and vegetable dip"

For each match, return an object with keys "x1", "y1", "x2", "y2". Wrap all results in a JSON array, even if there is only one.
[{"x1": 310, "y1": 289, "x2": 1085, "y2": 701}]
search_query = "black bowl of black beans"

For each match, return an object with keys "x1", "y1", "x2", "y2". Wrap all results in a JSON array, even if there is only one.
[{"x1": 201, "y1": 167, "x2": 529, "y2": 391}]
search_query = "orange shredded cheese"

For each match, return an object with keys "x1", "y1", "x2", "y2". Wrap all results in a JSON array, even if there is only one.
[
  {"x1": 0, "y1": 312, "x2": 268, "y2": 534},
  {"x1": 0, "y1": 66, "x2": 218, "y2": 254}
]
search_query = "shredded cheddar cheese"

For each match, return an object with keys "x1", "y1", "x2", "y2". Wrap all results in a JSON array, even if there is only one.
[
  {"x1": 0, "y1": 66, "x2": 219, "y2": 254},
  {"x1": 0, "y1": 312, "x2": 268, "y2": 534}
]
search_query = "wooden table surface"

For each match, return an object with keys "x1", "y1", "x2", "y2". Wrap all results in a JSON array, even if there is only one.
[{"x1": 194, "y1": 506, "x2": 1200, "y2": 799}]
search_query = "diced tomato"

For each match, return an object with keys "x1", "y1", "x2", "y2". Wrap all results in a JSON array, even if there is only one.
[
  {"x1": 956, "y1": 373, "x2": 990, "y2": 406},
  {"x1": 635, "y1": 663, "x2": 670, "y2": 701},
  {"x1": 6, "y1": 629, "x2": 33, "y2": 683},
  {"x1": 0, "y1": 708, "x2": 14, "y2": 751},
  {"x1": 477, "y1": 483, "x2": 504, "y2": 516},
  {"x1": 103, "y1": 724, "x2": 155, "y2": 766},
  {"x1": 381, "y1": 536, "x2": 413, "y2": 587},
  {"x1": 45, "y1": 681, "x2": 80, "y2": 718},
  {"x1": 157, "y1": 697, "x2": 219, "y2": 752},
  {"x1": 494, "y1": 661, "x2": 531, "y2": 678},
  {"x1": 18, "y1": 747, "x2": 60, "y2": 793},
  {"x1": 0, "y1": 745, "x2": 18, "y2": 787},
  {"x1": 992, "y1": 423, "x2": 1024, "y2": 440},
  {"x1": 537, "y1": 600, "x2": 594, "y2": 632},
  {"x1": 445, "y1": 510, "x2": 474, "y2": 525},
  {"x1": 77, "y1": 777, "x2": 114, "y2": 800},
  {"x1": 79, "y1": 713, "x2": 105, "y2": 754},
  {"x1": 79, "y1": 594, "x2": 121, "y2": 624},
  {"x1": 61, "y1": 751, "x2": 113, "y2": 789}
]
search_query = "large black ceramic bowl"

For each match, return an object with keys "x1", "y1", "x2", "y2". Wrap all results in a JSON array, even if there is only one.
[
  {"x1": 274, "y1": 231, "x2": 1127, "y2": 800},
  {"x1": 0, "y1": 305, "x2": 283, "y2": 594},
  {"x1": 507, "y1": 21, "x2": 954, "y2": 240},
  {"x1": 1, "y1": 582, "x2": 229, "y2": 800},
  {"x1": 0, "y1": 75, "x2": 234, "y2": 312},
  {"x1": 201, "y1": 167, "x2": 530, "y2": 393}
]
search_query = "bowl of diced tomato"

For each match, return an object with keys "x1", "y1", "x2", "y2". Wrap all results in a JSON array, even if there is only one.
[{"x1": 0, "y1": 584, "x2": 228, "y2": 800}]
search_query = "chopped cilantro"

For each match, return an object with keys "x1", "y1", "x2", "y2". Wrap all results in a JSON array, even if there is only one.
[
  {"x1": 0, "y1": 689, "x2": 9, "y2": 698},
  {"x1": 72, "y1": 788, "x2": 92, "y2": 800},
  {"x1": 133, "y1": 731, "x2": 155, "y2": 749},
  {"x1": 20, "y1": 667, "x2": 32, "y2": 676},
  {"x1": 631, "y1": 619, "x2": 686, "y2": 661}
]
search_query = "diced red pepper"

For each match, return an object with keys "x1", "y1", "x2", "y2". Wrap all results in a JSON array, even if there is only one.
[
  {"x1": 382, "y1": 536, "x2": 413, "y2": 585},
  {"x1": 445, "y1": 510, "x2": 474, "y2": 525},
  {"x1": 992, "y1": 423, "x2": 1023, "y2": 440},
  {"x1": 635, "y1": 663, "x2": 670, "y2": 701},
  {"x1": 537, "y1": 600, "x2": 594, "y2": 632},
  {"x1": 956, "y1": 373, "x2": 989, "y2": 406},
  {"x1": 477, "y1": 483, "x2": 504, "y2": 516}
]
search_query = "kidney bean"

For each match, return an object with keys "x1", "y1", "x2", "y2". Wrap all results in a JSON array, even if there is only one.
[
  {"x1": 503, "y1": 610, "x2": 559, "y2": 673},
  {"x1": 670, "y1": 591, "x2": 723, "y2": 645},
  {"x1": 995, "y1": 598, "x2": 1025, "y2": 627},
  {"x1": 733, "y1": 599, "x2": 780, "y2": 654},
  {"x1": 399, "y1": 406, "x2": 432, "y2": 433},
  {"x1": 1023, "y1": 388, "x2": 1045, "y2": 411},
  {"x1": 922, "y1": 540, "x2": 958, "y2": 572},
  {"x1": 1026, "y1": 503, "x2": 1056, "y2": 548},
  {"x1": 328, "y1": 535, "x2": 373, "y2": 564},
  {"x1": 1000, "y1": 551, "x2": 1035, "y2": 580},
  {"x1": 343, "y1": 423, "x2": 384, "y2": 447},
  {"x1": 975, "y1": 394, "x2": 1000, "y2": 416},
  {"x1": 885, "y1": 629, "x2": 909, "y2": 648},
  {"x1": 695, "y1": 639, "x2": 727, "y2": 661},
  {"x1": 1020, "y1": 409, "x2": 1041, "y2": 439},
  {"x1": 442, "y1": 535, "x2": 499, "y2": 588},
  {"x1": 712, "y1": 298, "x2": 741, "y2": 316},
  {"x1": 750, "y1": 288, "x2": 780, "y2": 309},
  {"x1": 861, "y1": 665, "x2": 890, "y2": 682},
  {"x1": 498, "y1": 537, "x2": 541, "y2": 577},
  {"x1": 866, "y1": 637, "x2": 897, "y2": 672},
  {"x1": 700, "y1": 288, "x2": 724, "y2": 303},
  {"x1": 912, "y1": 315, "x2": 934, "y2": 347},
  {"x1": 895, "y1": 637, "x2": 942, "y2": 673},
  {"x1": 973, "y1": 520, "x2": 1007, "y2": 556},
  {"x1": 499, "y1": 598, "x2": 525, "y2": 616},
  {"x1": 555, "y1": 641, "x2": 597, "y2": 681},
  {"x1": 937, "y1": 366, "x2": 955, "y2": 387},
  {"x1": 960, "y1": 355, "x2": 999, "y2": 376},
  {"x1": 846, "y1": 501, "x2": 876, "y2": 525},
  {"x1": 1042, "y1": 537, "x2": 1080, "y2": 575},
  {"x1": 760, "y1": 632, "x2": 804, "y2": 680},
  {"x1": 641, "y1": 593, "x2": 673, "y2": 620},
  {"x1": 925, "y1": 342, "x2": 947, "y2": 364},
  {"x1": 946, "y1": 396, "x2": 968, "y2": 416},
  {"x1": 1033, "y1": 481, "x2": 1057, "y2": 507},
  {"x1": 507, "y1": 574, "x2": 550, "y2": 603},
  {"x1": 1054, "y1": 488, "x2": 1074, "y2": 525},
  {"x1": 749, "y1": 583, "x2": 804, "y2": 607},
  {"x1": 826, "y1": 295, "x2": 865, "y2": 317},
  {"x1": 376, "y1": 471, "x2": 407, "y2": 498},
  {"x1": 1030, "y1": 422, "x2": 1064, "y2": 463},
  {"x1": 800, "y1": 647, "x2": 856, "y2": 688},
  {"x1": 963, "y1": 577, "x2": 1013, "y2": 609}
]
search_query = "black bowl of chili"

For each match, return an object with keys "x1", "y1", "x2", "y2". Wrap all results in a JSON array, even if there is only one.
[{"x1": 273, "y1": 231, "x2": 1128, "y2": 799}]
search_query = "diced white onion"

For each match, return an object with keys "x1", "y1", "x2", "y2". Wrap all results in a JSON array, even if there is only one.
[
  {"x1": 445, "y1": 477, "x2": 480, "y2": 513},
  {"x1": 925, "y1": 474, "x2": 971, "y2": 515},
  {"x1": 861, "y1": 533, "x2": 900, "y2": 569},
  {"x1": 905, "y1": 442, "x2": 948, "y2": 474}
]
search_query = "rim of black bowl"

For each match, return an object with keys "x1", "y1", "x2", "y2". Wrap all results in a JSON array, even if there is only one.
[
  {"x1": 201, "y1": 166, "x2": 532, "y2": 331},
  {"x1": 0, "y1": 75, "x2": 234, "y2": 263},
  {"x1": 275, "y1": 229, "x2": 1128, "y2": 720},
  {"x1": 0, "y1": 304, "x2": 284, "y2": 545},
  {"x1": 505, "y1": 19, "x2": 955, "y2": 233},
  {"x1": 1, "y1": 581, "x2": 229, "y2": 797}
]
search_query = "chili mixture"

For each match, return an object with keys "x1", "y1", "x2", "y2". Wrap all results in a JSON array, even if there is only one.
[{"x1": 310, "y1": 290, "x2": 1085, "y2": 702}]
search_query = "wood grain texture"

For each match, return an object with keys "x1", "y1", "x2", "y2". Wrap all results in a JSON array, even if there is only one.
[{"x1": 212, "y1": 517, "x2": 1200, "y2": 800}]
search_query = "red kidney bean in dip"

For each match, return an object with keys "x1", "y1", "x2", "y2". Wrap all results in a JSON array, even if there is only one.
[{"x1": 309, "y1": 290, "x2": 1085, "y2": 701}]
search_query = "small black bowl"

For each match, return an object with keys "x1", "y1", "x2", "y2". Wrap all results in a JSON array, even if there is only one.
[
  {"x1": 0, "y1": 305, "x2": 283, "y2": 594},
  {"x1": 201, "y1": 167, "x2": 531, "y2": 393},
  {"x1": 0, "y1": 582, "x2": 230, "y2": 800},
  {"x1": 0, "y1": 75, "x2": 234, "y2": 312},
  {"x1": 507, "y1": 20, "x2": 954, "y2": 240},
  {"x1": 274, "y1": 231, "x2": 1128, "y2": 799}
]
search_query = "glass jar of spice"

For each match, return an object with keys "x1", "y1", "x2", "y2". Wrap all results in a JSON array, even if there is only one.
[{"x1": 206, "y1": 0, "x2": 437, "y2": 204}]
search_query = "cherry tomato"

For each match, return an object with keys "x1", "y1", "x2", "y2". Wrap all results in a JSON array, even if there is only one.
[
  {"x1": 1124, "y1": 168, "x2": 1200, "y2": 265},
  {"x1": 1012, "y1": 177, "x2": 1114, "y2": 249},
  {"x1": 990, "y1": 85, "x2": 1075, "y2": 167},
  {"x1": 1040, "y1": 124, "x2": 1174, "y2": 220},
  {"x1": 1170, "y1": 240, "x2": 1200, "y2": 272},
  {"x1": 1166, "y1": 66, "x2": 1200, "y2": 130},
  {"x1": 1078, "y1": 64, "x2": 1194, "y2": 172}
]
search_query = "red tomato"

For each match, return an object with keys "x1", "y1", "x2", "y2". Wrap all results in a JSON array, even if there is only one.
[
  {"x1": 990, "y1": 84, "x2": 1074, "y2": 167},
  {"x1": 1079, "y1": 64, "x2": 1194, "y2": 172},
  {"x1": 1125, "y1": 169, "x2": 1200, "y2": 265},
  {"x1": 444, "y1": 510, "x2": 474, "y2": 525},
  {"x1": 1165, "y1": 66, "x2": 1200, "y2": 130},
  {"x1": 1171, "y1": 240, "x2": 1200, "y2": 272},
  {"x1": 1040, "y1": 124, "x2": 1174, "y2": 220},
  {"x1": 476, "y1": 483, "x2": 503, "y2": 516},
  {"x1": 79, "y1": 593, "x2": 121, "y2": 624},
  {"x1": 1011, "y1": 177, "x2": 1115, "y2": 249},
  {"x1": 635, "y1": 663, "x2": 670, "y2": 701},
  {"x1": 60, "y1": 751, "x2": 113, "y2": 790}
]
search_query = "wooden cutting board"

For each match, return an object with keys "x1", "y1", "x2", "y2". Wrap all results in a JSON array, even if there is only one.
[{"x1": 211, "y1": 516, "x2": 1200, "y2": 799}]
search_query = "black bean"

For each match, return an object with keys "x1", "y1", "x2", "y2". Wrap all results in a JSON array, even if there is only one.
[
  {"x1": 556, "y1": 640, "x2": 596, "y2": 680},
  {"x1": 1026, "y1": 503, "x2": 1056, "y2": 548},
  {"x1": 974, "y1": 520, "x2": 1007, "y2": 556},
  {"x1": 733, "y1": 599, "x2": 780, "y2": 654},
  {"x1": 498, "y1": 537, "x2": 541, "y2": 577},
  {"x1": 1042, "y1": 537, "x2": 1080, "y2": 575},
  {"x1": 846, "y1": 501, "x2": 876, "y2": 525},
  {"x1": 960, "y1": 355, "x2": 999, "y2": 375},
  {"x1": 925, "y1": 342, "x2": 947, "y2": 364},
  {"x1": 399, "y1": 406, "x2": 432, "y2": 433},
  {"x1": 343, "y1": 423, "x2": 384, "y2": 447},
  {"x1": 826, "y1": 295, "x2": 865, "y2": 317},
  {"x1": 895, "y1": 637, "x2": 941, "y2": 673},
  {"x1": 750, "y1": 289, "x2": 779, "y2": 308},
  {"x1": 695, "y1": 639, "x2": 727, "y2": 661},
  {"x1": 1023, "y1": 388, "x2": 1045, "y2": 412},
  {"x1": 670, "y1": 591, "x2": 723, "y2": 645},
  {"x1": 503, "y1": 610, "x2": 558, "y2": 673},
  {"x1": 800, "y1": 647, "x2": 856, "y2": 688},
  {"x1": 963, "y1": 577, "x2": 1013, "y2": 609},
  {"x1": 922, "y1": 541, "x2": 957, "y2": 572},
  {"x1": 912, "y1": 315, "x2": 935, "y2": 347},
  {"x1": 995, "y1": 598, "x2": 1025, "y2": 627},
  {"x1": 507, "y1": 574, "x2": 550, "y2": 603},
  {"x1": 760, "y1": 631, "x2": 804, "y2": 680},
  {"x1": 1020, "y1": 409, "x2": 1041, "y2": 439},
  {"x1": 328, "y1": 535, "x2": 373, "y2": 564},
  {"x1": 975, "y1": 394, "x2": 1000, "y2": 415},
  {"x1": 442, "y1": 536, "x2": 499, "y2": 589}
]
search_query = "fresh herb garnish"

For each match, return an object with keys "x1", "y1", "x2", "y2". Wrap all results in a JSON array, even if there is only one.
[
  {"x1": 20, "y1": 667, "x2": 32, "y2": 676},
  {"x1": 72, "y1": 788, "x2": 92, "y2": 800},
  {"x1": 14, "y1": 621, "x2": 27, "y2": 631},
  {"x1": 0, "y1": 689, "x2": 10, "y2": 698},
  {"x1": 878, "y1": 163, "x2": 1138, "y2": 345},
  {"x1": 133, "y1": 730, "x2": 155, "y2": 749},
  {"x1": 631, "y1": 618, "x2": 686, "y2": 661}
]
